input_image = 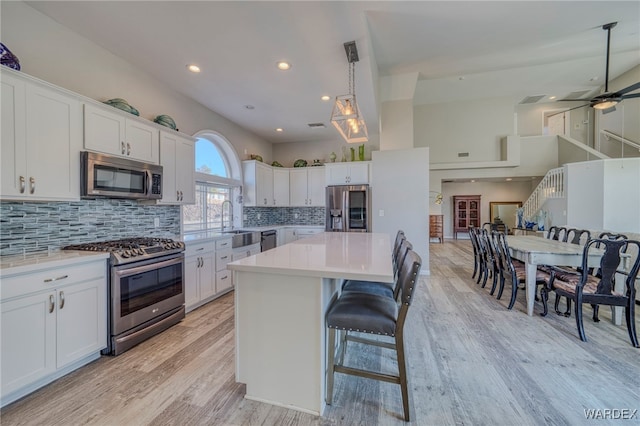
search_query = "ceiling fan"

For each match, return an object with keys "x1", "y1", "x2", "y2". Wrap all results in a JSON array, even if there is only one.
[{"x1": 560, "y1": 22, "x2": 640, "y2": 115}]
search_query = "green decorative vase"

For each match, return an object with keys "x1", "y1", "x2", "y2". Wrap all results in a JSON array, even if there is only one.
[
  {"x1": 350, "y1": 147, "x2": 355, "y2": 162},
  {"x1": 358, "y1": 144, "x2": 365, "y2": 161}
]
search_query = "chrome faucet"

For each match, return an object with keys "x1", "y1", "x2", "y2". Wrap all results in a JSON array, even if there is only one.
[{"x1": 221, "y1": 200, "x2": 233, "y2": 231}]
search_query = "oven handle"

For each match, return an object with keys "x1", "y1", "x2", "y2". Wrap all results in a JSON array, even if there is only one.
[{"x1": 114, "y1": 254, "x2": 184, "y2": 279}]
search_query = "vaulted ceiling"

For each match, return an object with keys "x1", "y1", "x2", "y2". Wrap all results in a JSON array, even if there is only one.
[{"x1": 26, "y1": 1, "x2": 640, "y2": 144}]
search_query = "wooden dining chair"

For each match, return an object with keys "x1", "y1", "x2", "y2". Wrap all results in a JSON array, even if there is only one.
[
  {"x1": 494, "y1": 232, "x2": 553, "y2": 311},
  {"x1": 541, "y1": 238, "x2": 640, "y2": 347},
  {"x1": 550, "y1": 228, "x2": 591, "y2": 316},
  {"x1": 468, "y1": 226, "x2": 485, "y2": 281},
  {"x1": 325, "y1": 249, "x2": 422, "y2": 421}
]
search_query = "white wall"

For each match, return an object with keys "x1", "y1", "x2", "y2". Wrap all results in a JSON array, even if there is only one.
[
  {"x1": 371, "y1": 148, "x2": 429, "y2": 273},
  {"x1": 414, "y1": 96, "x2": 516, "y2": 163},
  {"x1": 1, "y1": 1, "x2": 272, "y2": 162},
  {"x1": 380, "y1": 99, "x2": 414, "y2": 151},
  {"x1": 566, "y1": 161, "x2": 605, "y2": 230},
  {"x1": 603, "y1": 158, "x2": 640, "y2": 233}
]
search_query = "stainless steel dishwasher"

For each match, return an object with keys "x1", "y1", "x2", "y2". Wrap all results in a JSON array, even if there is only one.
[{"x1": 261, "y1": 230, "x2": 277, "y2": 252}]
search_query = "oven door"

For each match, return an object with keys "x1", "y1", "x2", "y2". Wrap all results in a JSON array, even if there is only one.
[{"x1": 111, "y1": 253, "x2": 184, "y2": 335}]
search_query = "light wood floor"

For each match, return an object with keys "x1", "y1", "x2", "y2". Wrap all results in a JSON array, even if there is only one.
[{"x1": 2, "y1": 240, "x2": 639, "y2": 425}]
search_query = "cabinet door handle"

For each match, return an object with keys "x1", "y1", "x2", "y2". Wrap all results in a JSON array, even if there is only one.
[
  {"x1": 220, "y1": 275, "x2": 228, "y2": 280},
  {"x1": 19, "y1": 176, "x2": 25, "y2": 193},
  {"x1": 126, "y1": 143, "x2": 131, "y2": 156},
  {"x1": 220, "y1": 242, "x2": 228, "y2": 247},
  {"x1": 59, "y1": 291, "x2": 65, "y2": 310},
  {"x1": 49, "y1": 294, "x2": 55, "y2": 313},
  {"x1": 180, "y1": 191, "x2": 183, "y2": 201},
  {"x1": 44, "y1": 274, "x2": 68, "y2": 283},
  {"x1": 198, "y1": 257, "x2": 203, "y2": 268},
  {"x1": 196, "y1": 247, "x2": 204, "y2": 251},
  {"x1": 221, "y1": 255, "x2": 228, "y2": 260},
  {"x1": 29, "y1": 177, "x2": 35, "y2": 194},
  {"x1": 177, "y1": 190, "x2": 180, "y2": 201},
  {"x1": 121, "y1": 141, "x2": 126, "y2": 154}
]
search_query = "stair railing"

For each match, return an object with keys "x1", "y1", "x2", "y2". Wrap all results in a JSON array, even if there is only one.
[{"x1": 523, "y1": 167, "x2": 564, "y2": 220}]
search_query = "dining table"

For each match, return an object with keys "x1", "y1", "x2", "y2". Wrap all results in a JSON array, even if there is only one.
[{"x1": 506, "y1": 235, "x2": 605, "y2": 316}]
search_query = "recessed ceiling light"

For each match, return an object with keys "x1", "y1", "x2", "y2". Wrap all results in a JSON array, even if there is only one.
[
  {"x1": 549, "y1": 96, "x2": 556, "y2": 100},
  {"x1": 275, "y1": 128, "x2": 283, "y2": 132},
  {"x1": 187, "y1": 64, "x2": 201, "y2": 73},
  {"x1": 321, "y1": 95, "x2": 331, "y2": 101},
  {"x1": 276, "y1": 61, "x2": 291, "y2": 71},
  {"x1": 470, "y1": 179, "x2": 476, "y2": 183},
  {"x1": 506, "y1": 178, "x2": 513, "y2": 181}
]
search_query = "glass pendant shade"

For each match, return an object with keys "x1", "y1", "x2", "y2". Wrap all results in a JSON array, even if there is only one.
[{"x1": 331, "y1": 94, "x2": 368, "y2": 143}]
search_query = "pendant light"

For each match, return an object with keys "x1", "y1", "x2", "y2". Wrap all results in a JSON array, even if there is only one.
[{"x1": 330, "y1": 41, "x2": 368, "y2": 143}]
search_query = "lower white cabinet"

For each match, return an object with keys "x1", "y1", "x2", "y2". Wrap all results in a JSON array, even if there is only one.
[
  {"x1": 232, "y1": 243, "x2": 261, "y2": 261},
  {"x1": 283, "y1": 227, "x2": 324, "y2": 243},
  {"x1": 185, "y1": 237, "x2": 233, "y2": 312},
  {"x1": 1, "y1": 259, "x2": 107, "y2": 406}
]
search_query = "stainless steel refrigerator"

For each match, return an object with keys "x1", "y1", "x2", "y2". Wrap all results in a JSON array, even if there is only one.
[{"x1": 325, "y1": 185, "x2": 371, "y2": 232}]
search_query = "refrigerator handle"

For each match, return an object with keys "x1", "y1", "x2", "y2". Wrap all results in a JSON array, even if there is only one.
[{"x1": 343, "y1": 189, "x2": 348, "y2": 231}]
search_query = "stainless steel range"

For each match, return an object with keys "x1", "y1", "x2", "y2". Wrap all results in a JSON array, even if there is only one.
[{"x1": 64, "y1": 237, "x2": 185, "y2": 355}]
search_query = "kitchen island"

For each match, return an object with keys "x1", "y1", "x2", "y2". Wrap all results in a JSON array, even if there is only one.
[{"x1": 228, "y1": 232, "x2": 393, "y2": 416}]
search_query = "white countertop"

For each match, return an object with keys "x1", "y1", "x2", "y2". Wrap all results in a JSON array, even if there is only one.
[
  {"x1": 228, "y1": 232, "x2": 393, "y2": 282},
  {"x1": 0, "y1": 251, "x2": 109, "y2": 277},
  {"x1": 183, "y1": 225, "x2": 325, "y2": 242}
]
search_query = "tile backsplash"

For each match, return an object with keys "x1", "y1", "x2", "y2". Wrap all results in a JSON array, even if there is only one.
[
  {"x1": 243, "y1": 207, "x2": 325, "y2": 228},
  {"x1": 0, "y1": 200, "x2": 180, "y2": 257}
]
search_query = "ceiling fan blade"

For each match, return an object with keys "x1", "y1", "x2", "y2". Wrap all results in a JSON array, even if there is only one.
[
  {"x1": 559, "y1": 98, "x2": 591, "y2": 102},
  {"x1": 621, "y1": 93, "x2": 640, "y2": 99},
  {"x1": 547, "y1": 104, "x2": 589, "y2": 118},
  {"x1": 615, "y1": 82, "x2": 640, "y2": 96},
  {"x1": 602, "y1": 106, "x2": 617, "y2": 114}
]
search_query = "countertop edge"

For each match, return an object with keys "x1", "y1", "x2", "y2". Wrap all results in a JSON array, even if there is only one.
[{"x1": 1, "y1": 252, "x2": 110, "y2": 277}]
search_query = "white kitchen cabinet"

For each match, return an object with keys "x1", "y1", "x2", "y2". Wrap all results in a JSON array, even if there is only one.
[
  {"x1": 1, "y1": 69, "x2": 82, "y2": 201},
  {"x1": 1, "y1": 259, "x2": 107, "y2": 406},
  {"x1": 215, "y1": 239, "x2": 233, "y2": 294},
  {"x1": 284, "y1": 229, "x2": 297, "y2": 244},
  {"x1": 289, "y1": 167, "x2": 325, "y2": 207},
  {"x1": 325, "y1": 162, "x2": 370, "y2": 185},
  {"x1": 295, "y1": 228, "x2": 324, "y2": 240},
  {"x1": 243, "y1": 160, "x2": 274, "y2": 206},
  {"x1": 282, "y1": 227, "x2": 324, "y2": 243},
  {"x1": 84, "y1": 103, "x2": 159, "y2": 164},
  {"x1": 272, "y1": 168, "x2": 290, "y2": 206},
  {"x1": 185, "y1": 241, "x2": 216, "y2": 312},
  {"x1": 232, "y1": 243, "x2": 261, "y2": 261},
  {"x1": 158, "y1": 130, "x2": 195, "y2": 205}
]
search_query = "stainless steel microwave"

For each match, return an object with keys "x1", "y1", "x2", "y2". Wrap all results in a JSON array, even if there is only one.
[{"x1": 81, "y1": 151, "x2": 162, "y2": 200}]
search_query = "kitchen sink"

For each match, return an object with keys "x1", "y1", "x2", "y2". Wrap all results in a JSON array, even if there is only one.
[{"x1": 222, "y1": 230, "x2": 261, "y2": 248}]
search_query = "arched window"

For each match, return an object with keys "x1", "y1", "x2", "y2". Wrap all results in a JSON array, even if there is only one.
[{"x1": 183, "y1": 131, "x2": 242, "y2": 233}]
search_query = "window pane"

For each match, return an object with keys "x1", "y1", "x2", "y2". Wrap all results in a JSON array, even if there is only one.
[
  {"x1": 183, "y1": 183, "x2": 230, "y2": 232},
  {"x1": 195, "y1": 139, "x2": 228, "y2": 177}
]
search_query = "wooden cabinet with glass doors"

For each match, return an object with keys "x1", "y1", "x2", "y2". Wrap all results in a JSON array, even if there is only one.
[{"x1": 453, "y1": 195, "x2": 481, "y2": 239}]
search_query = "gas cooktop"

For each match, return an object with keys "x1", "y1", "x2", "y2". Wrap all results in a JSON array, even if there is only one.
[{"x1": 63, "y1": 237, "x2": 184, "y2": 265}]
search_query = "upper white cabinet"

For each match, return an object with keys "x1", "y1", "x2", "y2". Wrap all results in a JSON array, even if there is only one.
[
  {"x1": 243, "y1": 160, "x2": 273, "y2": 206},
  {"x1": 84, "y1": 103, "x2": 159, "y2": 164},
  {"x1": 272, "y1": 168, "x2": 290, "y2": 207},
  {"x1": 1, "y1": 69, "x2": 82, "y2": 201},
  {"x1": 158, "y1": 130, "x2": 195, "y2": 205},
  {"x1": 289, "y1": 167, "x2": 325, "y2": 207},
  {"x1": 325, "y1": 162, "x2": 370, "y2": 185}
]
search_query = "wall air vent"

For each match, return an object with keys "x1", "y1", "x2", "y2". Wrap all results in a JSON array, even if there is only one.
[
  {"x1": 519, "y1": 95, "x2": 546, "y2": 104},
  {"x1": 458, "y1": 152, "x2": 469, "y2": 158},
  {"x1": 307, "y1": 122, "x2": 326, "y2": 129}
]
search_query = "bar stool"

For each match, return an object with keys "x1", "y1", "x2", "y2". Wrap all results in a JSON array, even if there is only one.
[{"x1": 325, "y1": 250, "x2": 422, "y2": 421}]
